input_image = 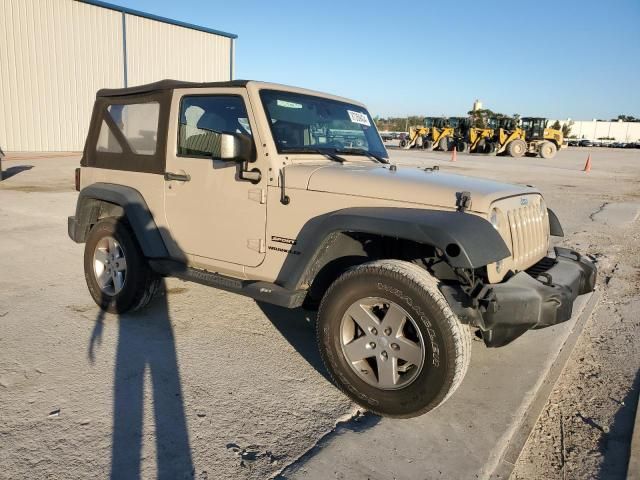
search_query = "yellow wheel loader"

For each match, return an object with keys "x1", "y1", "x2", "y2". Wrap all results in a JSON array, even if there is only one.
[
  {"x1": 520, "y1": 117, "x2": 563, "y2": 159},
  {"x1": 400, "y1": 117, "x2": 455, "y2": 150},
  {"x1": 453, "y1": 118, "x2": 494, "y2": 153},
  {"x1": 399, "y1": 125, "x2": 430, "y2": 149},
  {"x1": 487, "y1": 117, "x2": 527, "y2": 157}
]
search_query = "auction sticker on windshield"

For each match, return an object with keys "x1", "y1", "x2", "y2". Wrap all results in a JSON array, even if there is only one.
[
  {"x1": 347, "y1": 110, "x2": 371, "y2": 126},
  {"x1": 277, "y1": 99, "x2": 302, "y2": 109}
]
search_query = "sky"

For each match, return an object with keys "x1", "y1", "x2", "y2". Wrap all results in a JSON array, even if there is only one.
[{"x1": 110, "y1": 0, "x2": 638, "y2": 120}]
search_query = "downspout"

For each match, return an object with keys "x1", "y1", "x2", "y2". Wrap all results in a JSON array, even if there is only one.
[
  {"x1": 122, "y1": 12, "x2": 128, "y2": 87},
  {"x1": 229, "y1": 38, "x2": 235, "y2": 80}
]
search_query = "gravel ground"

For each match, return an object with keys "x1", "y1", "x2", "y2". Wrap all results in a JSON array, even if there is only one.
[
  {"x1": 0, "y1": 155, "x2": 355, "y2": 480},
  {"x1": 0, "y1": 147, "x2": 638, "y2": 479},
  {"x1": 387, "y1": 146, "x2": 640, "y2": 479}
]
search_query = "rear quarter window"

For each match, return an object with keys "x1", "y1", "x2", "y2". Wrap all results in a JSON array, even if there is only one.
[{"x1": 97, "y1": 102, "x2": 160, "y2": 155}]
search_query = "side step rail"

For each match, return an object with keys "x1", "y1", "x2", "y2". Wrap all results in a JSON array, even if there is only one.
[{"x1": 148, "y1": 259, "x2": 306, "y2": 309}]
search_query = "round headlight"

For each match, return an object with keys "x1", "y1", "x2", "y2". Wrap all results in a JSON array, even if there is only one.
[{"x1": 490, "y1": 208, "x2": 501, "y2": 230}]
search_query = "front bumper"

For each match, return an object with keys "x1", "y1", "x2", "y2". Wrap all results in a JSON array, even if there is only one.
[{"x1": 442, "y1": 247, "x2": 597, "y2": 347}]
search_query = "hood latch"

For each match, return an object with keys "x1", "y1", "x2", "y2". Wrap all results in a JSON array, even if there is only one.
[{"x1": 456, "y1": 191, "x2": 472, "y2": 212}]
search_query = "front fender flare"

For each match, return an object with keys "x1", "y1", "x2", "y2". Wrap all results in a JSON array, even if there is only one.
[{"x1": 279, "y1": 207, "x2": 511, "y2": 290}]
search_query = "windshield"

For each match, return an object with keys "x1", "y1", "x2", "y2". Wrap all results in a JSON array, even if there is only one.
[{"x1": 260, "y1": 89, "x2": 387, "y2": 158}]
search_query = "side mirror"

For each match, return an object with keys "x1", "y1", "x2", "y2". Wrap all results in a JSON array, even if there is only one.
[{"x1": 215, "y1": 132, "x2": 253, "y2": 163}]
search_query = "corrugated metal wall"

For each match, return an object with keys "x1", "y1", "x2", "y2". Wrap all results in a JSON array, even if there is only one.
[
  {"x1": 125, "y1": 15, "x2": 232, "y2": 87},
  {"x1": 0, "y1": 0, "x2": 233, "y2": 152},
  {"x1": 0, "y1": 0, "x2": 123, "y2": 151}
]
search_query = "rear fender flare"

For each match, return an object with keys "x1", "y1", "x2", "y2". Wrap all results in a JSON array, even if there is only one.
[{"x1": 73, "y1": 183, "x2": 168, "y2": 258}]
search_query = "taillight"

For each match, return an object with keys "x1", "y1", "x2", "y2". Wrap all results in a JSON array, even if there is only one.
[{"x1": 75, "y1": 168, "x2": 81, "y2": 191}]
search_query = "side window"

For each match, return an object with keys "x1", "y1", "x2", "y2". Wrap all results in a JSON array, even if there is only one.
[
  {"x1": 96, "y1": 120, "x2": 123, "y2": 153},
  {"x1": 178, "y1": 95, "x2": 252, "y2": 158},
  {"x1": 96, "y1": 102, "x2": 160, "y2": 155}
]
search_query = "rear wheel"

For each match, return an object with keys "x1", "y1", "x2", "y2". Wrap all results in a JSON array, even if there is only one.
[
  {"x1": 485, "y1": 141, "x2": 497, "y2": 154},
  {"x1": 456, "y1": 141, "x2": 468, "y2": 152},
  {"x1": 507, "y1": 139, "x2": 526, "y2": 157},
  {"x1": 84, "y1": 217, "x2": 160, "y2": 314},
  {"x1": 423, "y1": 140, "x2": 433, "y2": 150},
  {"x1": 539, "y1": 141, "x2": 557, "y2": 159},
  {"x1": 317, "y1": 260, "x2": 471, "y2": 418},
  {"x1": 399, "y1": 139, "x2": 408, "y2": 148},
  {"x1": 473, "y1": 139, "x2": 486, "y2": 153}
]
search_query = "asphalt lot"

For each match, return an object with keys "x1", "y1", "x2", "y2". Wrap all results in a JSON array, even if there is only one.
[{"x1": 0, "y1": 147, "x2": 638, "y2": 479}]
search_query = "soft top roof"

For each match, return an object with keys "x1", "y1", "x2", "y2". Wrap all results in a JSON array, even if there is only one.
[{"x1": 97, "y1": 79, "x2": 251, "y2": 97}]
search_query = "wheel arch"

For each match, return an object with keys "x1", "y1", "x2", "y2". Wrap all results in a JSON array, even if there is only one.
[
  {"x1": 278, "y1": 207, "x2": 511, "y2": 295},
  {"x1": 71, "y1": 183, "x2": 169, "y2": 258}
]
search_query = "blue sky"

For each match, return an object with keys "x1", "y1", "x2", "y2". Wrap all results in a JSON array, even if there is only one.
[{"x1": 114, "y1": 0, "x2": 638, "y2": 119}]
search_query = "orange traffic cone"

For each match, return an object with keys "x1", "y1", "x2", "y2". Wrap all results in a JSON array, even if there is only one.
[
  {"x1": 583, "y1": 154, "x2": 591, "y2": 172},
  {"x1": 451, "y1": 147, "x2": 457, "y2": 162}
]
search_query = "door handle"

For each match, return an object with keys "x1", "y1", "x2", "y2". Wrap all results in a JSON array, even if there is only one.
[{"x1": 164, "y1": 172, "x2": 191, "y2": 182}]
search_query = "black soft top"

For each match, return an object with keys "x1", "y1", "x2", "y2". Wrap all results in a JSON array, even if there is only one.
[{"x1": 97, "y1": 79, "x2": 251, "y2": 97}]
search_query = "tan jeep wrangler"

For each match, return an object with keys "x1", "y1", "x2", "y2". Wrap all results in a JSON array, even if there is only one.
[{"x1": 68, "y1": 80, "x2": 596, "y2": 418}]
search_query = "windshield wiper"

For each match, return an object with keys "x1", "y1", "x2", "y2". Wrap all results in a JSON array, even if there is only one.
[
  {"x1": 334, "y1": 147, "x2": 390, "y2": 164},
  {"x1": 280, "y1": 147, "x2": 346, "y2": 163}
]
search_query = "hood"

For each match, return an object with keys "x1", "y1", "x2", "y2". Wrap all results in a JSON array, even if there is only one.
[{"x1": 284, "y1": 162, "x2": 538, "y2": 213}]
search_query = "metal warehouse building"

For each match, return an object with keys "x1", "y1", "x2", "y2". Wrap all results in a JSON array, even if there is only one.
[{"x1": 0, "y1": 0, "x2": 236, "y2": 152}]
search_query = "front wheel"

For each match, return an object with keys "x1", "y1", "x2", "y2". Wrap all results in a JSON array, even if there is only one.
[
  {"x1": 507, "y1": 139, "x2": 526, "y2": 157},
  {"x1": 317, "y1": 260, "x2": 471, "y2": 418},
  {"x1": 539, "y1": 141, "x2": 557, "y2": 159},
  {"x1": 84, "y1": 217, "x2": 160, "y2": 314},
  {"x1": 438, "y1": 136, "x2": 451, "y2": 151}
]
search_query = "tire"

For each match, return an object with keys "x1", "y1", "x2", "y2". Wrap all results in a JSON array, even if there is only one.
[
  {"x1": 84, "y1": 217, "x2": 161, "y2": 314},
  {"x1": 423, "y1": 140, "x2": 433, "y2": 150},
  {"x1": 539, "y1": 141, "x2": 557, "y2": 159},
  {"x1": 456, "y1": 141, "x2": 468, "y2": 152},
  {"x1": 317, "y1": 259, "x2": 471, "y2": 418},
  {"x1": 485, "y1": 141, "x2": 497, "y2": 154},
  {"x1": 473, "y1": 139, "x2": 486, "y2": 154},
  {"x1": 507, "y1": 139, "x2": 526, "y2": 157},
  {"x1": 399, "y1": 139, "x2": 408, "y2": 148},
  {"x1": 438, "y1": 136, "x2": 450, "y2": 151}
]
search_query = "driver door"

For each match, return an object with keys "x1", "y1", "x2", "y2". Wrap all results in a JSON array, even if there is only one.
[{"x1": 163, "y1": 88, "x2": 266, "y2": 267}]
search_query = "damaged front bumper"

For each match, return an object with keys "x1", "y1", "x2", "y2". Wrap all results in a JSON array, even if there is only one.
[{"x1": 442, "y1": 247, "x2": 597, "y2": 347}]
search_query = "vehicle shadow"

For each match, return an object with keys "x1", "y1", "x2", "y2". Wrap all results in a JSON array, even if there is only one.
[
  {"x1": 0, "y1": 165, "x2": 33, "y2": 181},
  {"x1": 256, "y1": 302, "x2": 331, "y2": 382},
  {"x1": 598, "y1": 367, "x2": 640, "y2": 478},
  {"x1": 89, "y1": 284, "x2": 193, "y2": 480},
  {"x1": 86, "y1": 211, "x2": 193, "y2": 480}
]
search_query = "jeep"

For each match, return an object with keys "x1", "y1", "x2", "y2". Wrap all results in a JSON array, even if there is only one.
[{"x1": 68, "y1": 80, "x2": 596, "y2": 418}]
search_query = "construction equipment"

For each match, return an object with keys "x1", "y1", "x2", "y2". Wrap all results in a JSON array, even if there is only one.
[
  {"x1": 426, "y1": 117, "x2": 455, "y2": 151},
  {"x1": 486, "y1": 117, "x2": 527, "y2": 157},
  {"x1": 399, "y1": 125, "x2": 429, "y2": 149},
  {"x1": 452, "y1": 117, "x2": 493, "y2": 153},
  {"x1": 447, "y1": 117, "x2": 470, "y2": 152},
  {"x1": 399, "y1": 117, "x2": 455, "y2": 150},
  {"x1": 520, "y1": 117, "x2": 563, "y2": 159}
]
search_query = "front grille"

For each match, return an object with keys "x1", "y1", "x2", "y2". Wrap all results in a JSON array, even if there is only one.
[
  {"x1": 526, "y1": 256, "x2": 556, "y2": 277},
  {"x1": 507, "y1": 203, "x2": 548, "y2": 271}
]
